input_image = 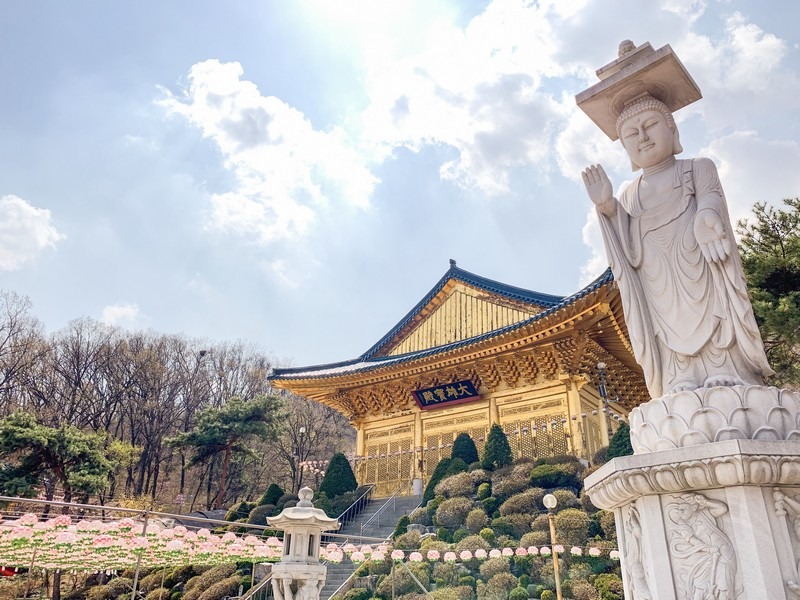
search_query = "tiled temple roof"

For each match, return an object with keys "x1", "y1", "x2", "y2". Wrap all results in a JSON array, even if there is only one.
[{"x1": 270, "y1": 265, "x2": 613, "y2": 382}]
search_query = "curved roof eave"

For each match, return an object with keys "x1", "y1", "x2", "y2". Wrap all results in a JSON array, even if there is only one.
[{"x1": 270, "y1": 268, "x2": 613, "y2": 382}]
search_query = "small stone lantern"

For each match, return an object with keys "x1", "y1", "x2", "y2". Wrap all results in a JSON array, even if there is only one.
[{"x1": 267, "y1": 487, "x2": 340, "y2": 600}]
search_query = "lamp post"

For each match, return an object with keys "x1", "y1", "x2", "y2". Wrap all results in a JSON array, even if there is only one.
[
  {"x1": 596, "y1": 361, "x2": 614, "y2": 440},
  {"x1": 294, "y1": 426, "x2": 307, "y2": 493},
  {"x1": 543, "y1": 493, "x2": 563, "y2": 600}
]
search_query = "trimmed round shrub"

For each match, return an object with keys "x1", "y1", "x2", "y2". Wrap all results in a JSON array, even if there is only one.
[
  {"x1": 499, "y1": 490, "x2": 539, "y2": 516},
  {"x1": 476, "y1": 482, "x2": 491, "y2": 500},
  {"x1": 259, "y1": 483, "x2": 284, "y2": 506},
  {"x1": 541, "y1": 591, "x2": 556, "y2": 600},
  {"x1": 491, "y1": 472, "x2": 530, "y2": 500},
  {"x1": 510, "y1": 587, "x2": 529, "y2": 600},
  {"x1": 445, "y1": 457, "x2": 469, "y2": 476},
  {"x1": 492, "y1": 513, "x2": 533, "y2": 537},
  {"x1": 529, "y1": 464, "x2": 581, "y2": 491},
  {"x1": 522, "y1": 529, "x2": 550, "y2": 546},
  {"x1": 469, "y1": 469, "x2": 492, "y2": 486},
  {"x1": 479, "y1": 556, "x2": 511, "y2": 580},
  {"x1": 570, "y1": 580, "x2": 600, "y2": 600},
  {"x1": 392, "y1": 515, "x2": 410, "y2": 539},
  {"x1": 580, "y1": 490, "x2": 599, "y2": 513},
  {"x1": 144, "y1": 590, "x2": 170, "y2": 600},
  {"x1": 593, "y1": 446, "x2": 609, "y2": 465},
  {"x1": 435, "y1": 472, "x2": 475, "y2": 498},
  {"x1": 486, "y1": 572, "x2": 519, "y2": 597},
  {"x1": 224, "y1": 501, "x2": 255, "y2": 522},
  {"x1": 409, "y1": 507, "x2": 430, "y2": 527},
  {"x1": 394, "y1": 529, "x2": 421, "y2": 550},
  {"x1": 479, "y1": 527, "x2": 495, "y2": 545},
  {"x1": 554, "y1": 508, "x2": 590, "y2": 546},
  {"x1": 465, "y1": 507, "x2": 489, "y2": 533},
  {"x1": 184, "y1": 564, "x2": 237, "y2": 594},
  {"x1": 437, "y1": 527, "x2": 453, "y2": 543},
  {"x1": 598, "y1": 510, "x2": 617, "y2": 540},
  {"x1": 196, "y1": 575, "x2": 241, "y2": 600},
  {"x1": 342, "y1": 588, "x2": 372, "y2": 600},
  {"x1": 452, "y1": 432, "x2": 480, "y2": 465},
  {"x1": 276, "y1": 493, "x2": 299, "y2": 507},
  {"x1": 420, "y1": 538, "x2": 449, "y2": 553},
  {"x1": 375, "y1": 560, "x2": 430, "y2": 598},
  {"x1": 435, "y1": 497, "x2": 475, "y2": 528},
  {"x1": 552, "y1": 489, "x2": 580, "y2": 511},
  {"x1": 594, "y1": 573, "x2": 625, "y2": 600},
  {"x1": 455, "y1": 534, "x2": 491, "y2": 553},
  {"x1": 453, "y1": 527, "x2": 470, "y2": 543},
  {"x1": 247, "y1": 504, "x2": 273, "y2": 525},
  {"x1": 319, "y1": 452, "x2": 358, "y2": 498},
  {"x1": 481, "y1": 496, "x2": 499, "y2": 515}
]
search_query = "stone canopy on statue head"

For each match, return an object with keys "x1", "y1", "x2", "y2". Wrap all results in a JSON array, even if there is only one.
[{"x1": 575, "y1": 40, "x2": 702, "y2": 140}]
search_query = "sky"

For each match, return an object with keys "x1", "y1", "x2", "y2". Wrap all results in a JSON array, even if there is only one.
[{"x1": 2, "y1": 0, "x2": 799, "y2": 369}]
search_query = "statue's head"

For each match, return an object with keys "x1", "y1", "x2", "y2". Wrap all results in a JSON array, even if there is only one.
[{"x1": 616, "y1": 94, "x2": 683, "y2": 171}]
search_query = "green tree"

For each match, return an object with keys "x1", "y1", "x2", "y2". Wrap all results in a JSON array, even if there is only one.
[
  {"x1": 318, "y1": 452, "x2": 358, "y2": 498},
  {"x1": 423, "y1": 457, "x2": 452, "y2": 504},
  {"x1": 606, "y1": 422, "x2": 633, "y2": 460},
  {"x1": 0, "y1": 412, "x2": 114, "y2": 505},
  {"x1": 451, "y1": 433, "x2": 479, "y2": 465},
  {"x1": 481, "y1": 424, "x2": 513, "y2": 470},
  {"x1": 169, "y1": 395, "x2": 283, "y2": 509},
  {"x1": 737, "y1": 198, "x2": 800, "y2": 388},
  {"x1": 259, "y1": 482, "x2": 284, "y2": 506}
]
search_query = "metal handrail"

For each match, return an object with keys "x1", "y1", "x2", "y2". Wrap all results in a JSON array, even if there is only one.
[
  {"x1": 237, "y1": 573, "x2": 273, "y2": 600},
  {"x1": 359, "y1": 480, "x2": 415, "y2": 537},
  {"x1": 335, "y1": 484, "x2": 375, "y2": 529}
]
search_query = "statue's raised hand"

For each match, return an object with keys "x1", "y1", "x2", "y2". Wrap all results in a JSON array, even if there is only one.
[
  {"x1": 582, "y1": 164, "x2": 616, "y2": 216},
  {"x1": 694, "y1": 209, "x2": 731, "y2": 264}
]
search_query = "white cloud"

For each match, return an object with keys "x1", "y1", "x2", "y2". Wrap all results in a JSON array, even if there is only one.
[
  {"x1": 159, "y1": 60, "x2": 377, "y2": 244},
  {"x1": 0, "y1": 195, "x2": 64, "y2": 271},
  {"x1": 100, "y1": 303, "x2": 142, "y2": 328},
  {"x1": 358, "y1": 1, "x2": 577, "y2": 195},
  {"x1": 701, "y1": 131, "x2": 800, "y2": 224},
  {"x1": 679, "y1": 12, "x2": 791, "y2": 95}
]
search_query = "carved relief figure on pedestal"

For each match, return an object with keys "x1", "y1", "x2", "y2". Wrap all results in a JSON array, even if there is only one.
[
  {"x1": 582, "y1": 92, "x2": 772, "y2": 399},
  {"x1": 666, "y1": 493, "x2": 740, "y2": 599},
  {"x1": 773, "y1": 488, "x2": 800, "y2": 595},
  {"x1": 623, "y1": 503, "x2": 652, "y2": 599}
]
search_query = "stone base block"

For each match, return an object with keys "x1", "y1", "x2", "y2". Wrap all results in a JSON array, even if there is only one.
[{"x1": 585, "y1": 440, "x2": 800, "y2": 599}]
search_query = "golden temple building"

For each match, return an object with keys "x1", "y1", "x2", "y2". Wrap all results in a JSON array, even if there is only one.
[{"x1": 271, "y1": 261, "x2": 648, "y2": 496}]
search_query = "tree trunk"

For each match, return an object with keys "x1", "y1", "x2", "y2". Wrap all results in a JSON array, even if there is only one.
[{"x1": 214, "y1": 446, "x2": 231, "y2": 509}]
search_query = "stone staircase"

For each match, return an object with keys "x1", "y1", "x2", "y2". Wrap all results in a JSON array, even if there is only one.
[{"x1": 320, "y1": 494, "x2": 422, "y2": 600}]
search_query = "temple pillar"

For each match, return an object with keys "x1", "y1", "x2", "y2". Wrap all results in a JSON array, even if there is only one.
[
  {"x1": 564, "y1": 376, "x2": 586, "y2": 458},
  {"x1": 596, "y1": 390, "x2": 611, "y2": 447},
  {"x1": 489, "y1": 395, "x2": 499, "y2": 425},
  {"x1": 413, "y1": 410, "x2": 424, "y2": 496}
]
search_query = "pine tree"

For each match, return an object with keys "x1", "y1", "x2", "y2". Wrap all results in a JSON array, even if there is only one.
[
  {"x1": 423, "y1": 457, "x2": 452, "y2": 504},
  {"x1": 319, "y1": 452, "x2": 358, "y2": 498},
  {"x1": 451, "y1": 432, "x2": 479, "y2": 465},
  {"x1": 259, "y1": 483, "x2": 284, "y2": 506},
  {"x1": 481, "y1": 424, "x2": 513, "y2": 470},
  {"x1": 606, "y1": 422, "x2": 634, "y2": 459},
  {"x1": 737, "y1": 198, "x2": 800, "y2": 388}
]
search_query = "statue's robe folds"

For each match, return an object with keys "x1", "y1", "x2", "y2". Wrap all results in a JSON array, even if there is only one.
[{"x1": 598, "y1": 158, "x2": 772, "y2": 398}]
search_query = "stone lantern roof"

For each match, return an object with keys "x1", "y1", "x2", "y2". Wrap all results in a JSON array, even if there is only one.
[{"x1": 267, "y1": 487, "x2": 340, "y2": 532}]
